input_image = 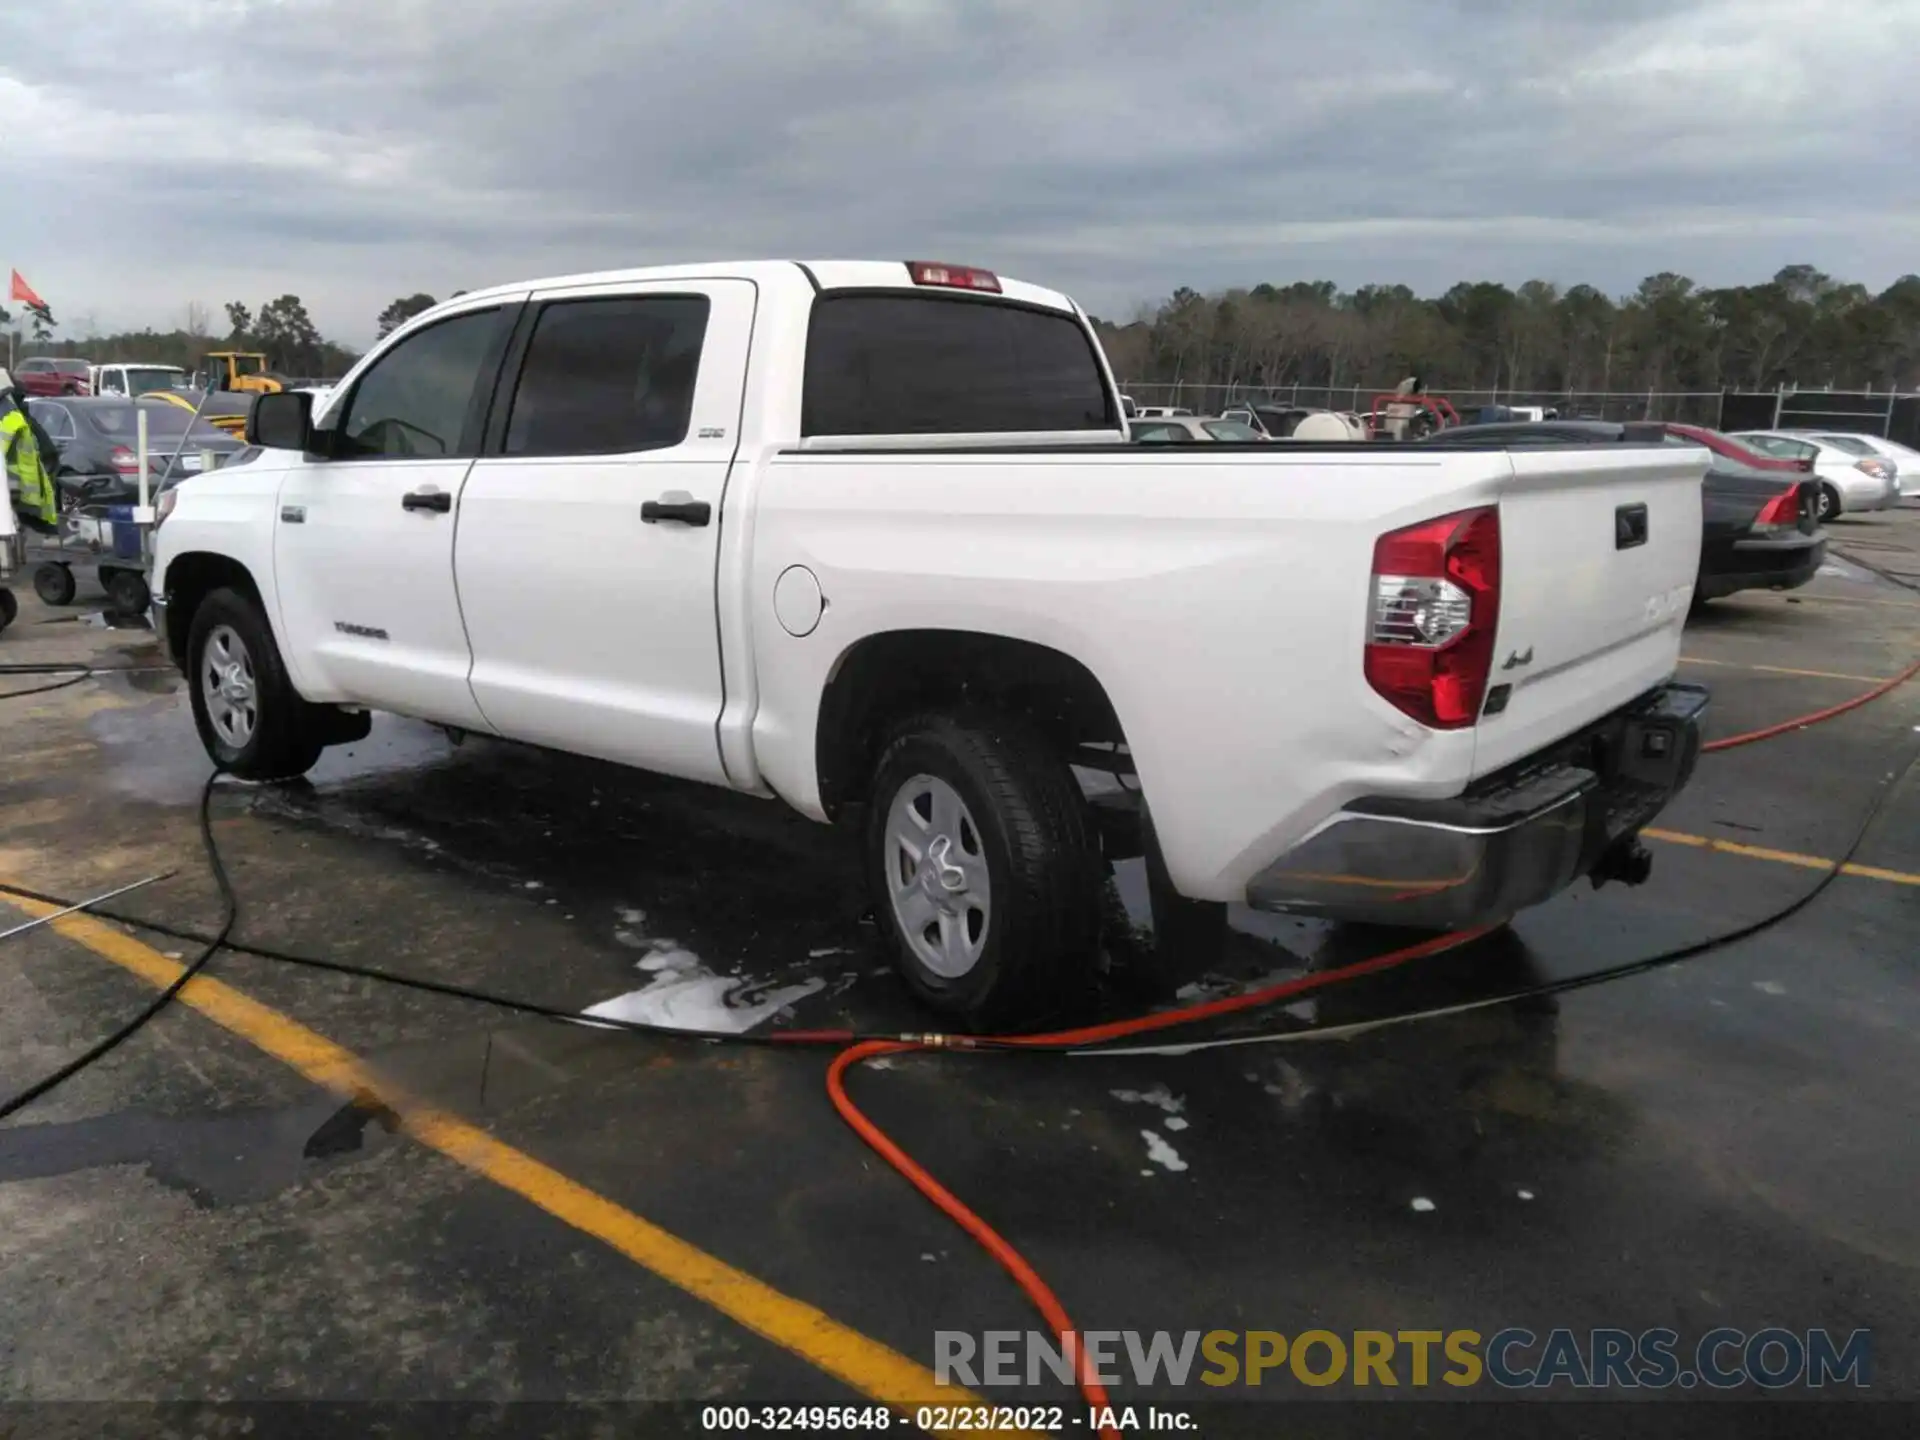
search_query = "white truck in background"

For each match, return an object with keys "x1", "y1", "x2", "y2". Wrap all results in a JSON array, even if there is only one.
[
  {"x1": 89, "y1": 363, "x2": 189, "y2": 397},
  {"x1": 151, "y1": 259, "x2": 1710, "y2": 1024}
]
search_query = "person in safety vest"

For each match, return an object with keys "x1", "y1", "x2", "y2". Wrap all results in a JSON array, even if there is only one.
[{"x1": 1, "y1": 369, "x2": 60, "y2": 533}]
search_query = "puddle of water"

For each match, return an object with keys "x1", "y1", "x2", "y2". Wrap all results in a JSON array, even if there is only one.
[{"x1": 0, "y1": 1094, "x2": 396, "y2": 1209}]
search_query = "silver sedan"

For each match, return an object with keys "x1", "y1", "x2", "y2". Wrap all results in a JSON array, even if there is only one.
[{"x1": 1729, "y1": 430, "x2": 1900, "y2": 517}]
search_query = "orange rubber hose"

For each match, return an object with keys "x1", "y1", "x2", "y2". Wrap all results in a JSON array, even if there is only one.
[
  {"x1": 826, "y1": 925, "x2": 1495, "y2": 1435},
  {"x1": 1700, "y1": 654, "x2": 1920, "y2": 753},
  {"x1": 827, "y1": 1039, "x2": 1122, "y2": 1438}
]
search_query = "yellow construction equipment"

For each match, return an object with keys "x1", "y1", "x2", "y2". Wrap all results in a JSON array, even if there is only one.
[
  {"x1": 199, "y1": 352, "x2": 284, "y2": 395},
  {"x1": 142, "y1": 388, "x2": 255, "y2": 439}
]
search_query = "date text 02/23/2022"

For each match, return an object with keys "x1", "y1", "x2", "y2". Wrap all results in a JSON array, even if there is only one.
[{"x1": 700, "y1": 1405, "x2": 1195, "y2": 1432}]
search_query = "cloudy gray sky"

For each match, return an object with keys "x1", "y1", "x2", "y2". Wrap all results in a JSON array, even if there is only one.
[{"x1": 5, "y1": 0, "x2": 1918, "y2": 346}]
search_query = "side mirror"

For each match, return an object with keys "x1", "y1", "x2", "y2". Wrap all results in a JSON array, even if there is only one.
[{"x1": 248, "y1": 389, "x2": 313, "y2": 450}]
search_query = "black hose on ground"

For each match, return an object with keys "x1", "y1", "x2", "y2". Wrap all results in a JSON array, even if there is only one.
[{"x1": 0, "y1": 771, "x2": 236, "y2": 1121}]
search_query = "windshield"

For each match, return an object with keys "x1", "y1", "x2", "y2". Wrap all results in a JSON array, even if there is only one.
[
  {"x1": 1202, "y1": 420, "x2": 1261, "y2": 441},
  {"x1": 126, "y1": 368, "x2": 187, "y2": 394},
  {"x1": 1814, "y1": 434, "x2": 1875, "y2": 456},
  {"x1": 1741, "y1": 435, "x2": 1816, "y2": 461},
  {"x1": 1130, "y1": 422, "x2": 1191, "y2": 442},
  {"x1": 82, "y1": 403, "x2": 230, "y2": 444}
]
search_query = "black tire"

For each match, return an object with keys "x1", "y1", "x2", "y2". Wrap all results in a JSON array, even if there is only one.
[
  {"x1": 185, "y1": 586, "x2": 326, "y2": 779},
  {"x1": 104, "y1": 568, "x2": 151, "y2": 616},
  {"x1": 33, "y1": 563, "x2": 76, "y2": 607},
  {"x1": 1816, "y1": 484, "x2": 1841, "y2": 522},
  {"x1": 865, "y1": 709, "x2": 1104, "y2": 1027},
  {"x1": 0, "y1": 587, "x2": 16, "y2": 632}
]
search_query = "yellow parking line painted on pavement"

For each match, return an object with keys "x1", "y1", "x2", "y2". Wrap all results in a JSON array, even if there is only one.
[
  {"x1": 1677, "y1": 656, "x2": 1889, "y2": 685},
  {"x1": 0, "y1": 892, "x2": 997, "y2": 1422},
  {"x1": 1642, "y1": 829, "x2": 1920, "y2": 887}
]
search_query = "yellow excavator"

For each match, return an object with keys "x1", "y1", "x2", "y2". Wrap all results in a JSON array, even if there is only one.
[{"x1": 198, "y1": 352, "x2": 284, "y2": 395}]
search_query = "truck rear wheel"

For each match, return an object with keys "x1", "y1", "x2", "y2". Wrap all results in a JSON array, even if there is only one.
[
  {"x1": 866, "y1": 710, "x2": 1104, "y2": 1028},
  {"x1": 186, "y1": 587, "x2": 326, "y2": 780}
]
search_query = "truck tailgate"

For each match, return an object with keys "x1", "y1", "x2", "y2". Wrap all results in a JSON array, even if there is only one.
[{"x1": 1475, "y1": 446, "x2": 1705, "y2": 778}]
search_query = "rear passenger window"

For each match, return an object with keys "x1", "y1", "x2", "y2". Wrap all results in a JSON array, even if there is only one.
[
  {"x1": 802, "y1": 295, "x2": 1114, "y2": 436},
  {"x1": 504, "y1": 295, "x2": 711, "y2": 456}
]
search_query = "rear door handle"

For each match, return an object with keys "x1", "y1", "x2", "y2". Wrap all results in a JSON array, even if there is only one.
[
  {"x1": 641, "y1": 494, "x2": 712, "y2": 527},
  {"x1": 402, "y1": 489, "x2": 452, "y2": 514},
  {"x1": 1615, "y1": 503, "x2": 1649, "y2": 550}
]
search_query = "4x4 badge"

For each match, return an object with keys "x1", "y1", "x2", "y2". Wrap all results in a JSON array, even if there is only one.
[{"x1": 1501, "y1": 647, "x2": 1534, "y2": 670}]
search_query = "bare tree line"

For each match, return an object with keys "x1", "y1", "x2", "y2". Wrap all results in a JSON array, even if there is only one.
[{"x1": 1093, "y1": 266, "x2": 1920, "y2": 400}]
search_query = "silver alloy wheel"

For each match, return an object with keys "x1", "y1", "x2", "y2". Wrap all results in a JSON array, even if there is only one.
[
  {"x1": 201, "y1": 623, "x2": 258, "y2": 750},
  {"x1": 884, "y1": 773, "x2": 993, "y2": 979},
  {"x1": 1817, "y1": 485, "x2": 1838, "y2": 521}
]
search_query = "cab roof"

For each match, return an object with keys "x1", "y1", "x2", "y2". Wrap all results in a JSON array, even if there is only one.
[{"x1": 440, "y1": 260, "x2": 1079, "y2": 318}]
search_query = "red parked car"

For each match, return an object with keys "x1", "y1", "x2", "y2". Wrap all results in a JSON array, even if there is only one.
[
  {"x1": 1661, "y1": 422, "x2": 1812, "y2": 475},
  {"x1": 11, "y1": 356, "x2": 93, "y2": 396}
]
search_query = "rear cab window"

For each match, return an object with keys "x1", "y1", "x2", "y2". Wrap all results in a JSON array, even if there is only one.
[{"x1": 801, "y1": 293, "x2": 1116, "y2": 438}]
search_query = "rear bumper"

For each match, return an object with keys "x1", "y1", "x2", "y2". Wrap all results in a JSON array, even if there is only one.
[
  {"x1": 1837, "y1": 474, "x2": 1901, "y2": 511},
  {"x1": 1245, "y1": 683, "x2": 1709, "y2": 929},
  {"x1": 1696, "y1": 532, "x2": 1825, "y2": 600}
]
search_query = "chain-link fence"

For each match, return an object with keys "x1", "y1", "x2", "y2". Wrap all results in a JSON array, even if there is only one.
[{"x1": 1118, "y1": 383, "x2": 1728, "y2": 427}]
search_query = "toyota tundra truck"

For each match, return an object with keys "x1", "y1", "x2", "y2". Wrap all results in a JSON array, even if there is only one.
[{"x1": 150, "y1": 260, "x2": 1709, "y2": 1023}]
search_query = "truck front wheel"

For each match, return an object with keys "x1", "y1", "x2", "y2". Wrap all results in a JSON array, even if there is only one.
[
  {"x1": 186, "y1": 587, "x2": 326, "y2": 780},
  {"x1": 866, "y1": 710, "x2": 1104, "y2": 1028}
]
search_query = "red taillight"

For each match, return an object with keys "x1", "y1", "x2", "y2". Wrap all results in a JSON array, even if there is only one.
[
  {"x1": 905, "y1": 260, "x2": 1002, "y2": 293},
  {"x1": 1364, "y1": 506, "x2": 1501, "y2": 729},
  {"x1": 1754, "y1": 486, "x2": 1800, "y2": 529},
  {"x1": 109, "y1": 445, "x2": 139, "y2": 473}
]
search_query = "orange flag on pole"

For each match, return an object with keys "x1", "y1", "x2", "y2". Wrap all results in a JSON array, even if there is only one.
[{"x1": 10, "y1": 270, "x2": 46, "y2": 309}]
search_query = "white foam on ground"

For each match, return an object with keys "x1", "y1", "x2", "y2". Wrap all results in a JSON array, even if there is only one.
[
  {"x1": 581, "y1": 938, "x2": 824, "y2": 1033},
  {"x1": 1111, "y1": 1083, "x2": 1185, "y2": 1115},
  {"x1": 1141, "y1": 1130, "x2": 1189, "y2": 1173}
]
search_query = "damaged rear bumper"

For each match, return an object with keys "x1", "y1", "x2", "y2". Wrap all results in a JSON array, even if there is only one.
[{"x1": 1246, "y1": 682, "x2": 1709, "y2": 929}]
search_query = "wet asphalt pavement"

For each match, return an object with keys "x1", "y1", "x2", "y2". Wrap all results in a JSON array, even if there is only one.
[{"x1": 1, "y1": 510, "x2": 1917, "y2": 1435}]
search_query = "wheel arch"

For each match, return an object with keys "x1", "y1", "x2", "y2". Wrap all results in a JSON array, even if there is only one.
[
  {"x1": 161, "y1": 551, "x2": 266, "y2": 669},
  {"x1": 813, "y1": 628, "x2": 1132, "y2": 823}
]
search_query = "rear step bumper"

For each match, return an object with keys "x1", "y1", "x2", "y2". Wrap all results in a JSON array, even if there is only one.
[{"x1": 1246, "y1": 682, "x2": 1710, "y2": 929}]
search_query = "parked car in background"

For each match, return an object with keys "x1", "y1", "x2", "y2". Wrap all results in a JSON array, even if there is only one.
[
  {"x1": 91, "y1": 363, "x2": 188, "y2": 397},
  {"x1": 1787, "y1": 431, "x2": 1907, "y2": 500},
  {"x1": 1132, "y1": 405, "x2": 1194, "y2": 418},
  {"x1": 140, "y1": 387, "x2": 256, "y2": 439},
  {"x1": 1128, "y1": 415, "x2": 1264, "y2": 442},
  {"x1": 13, "y1": 357, "x2": 93, "y2": 396},
  {"x1": 1833, "y1": 433, "x2": 1918, "y2": 491},
  {"x1": 1469, "y1": 405, "x2": 1560, "y2": 424},
  {"x1": 27, "y1": 397, "x2": 242, "y2": 505},
  {"x1": 1730, "y1": 430, "x2": 1900, "y2": 517},
  {"x1": 1420, "y1": 419, "x2": 1824, "y2": 602}
]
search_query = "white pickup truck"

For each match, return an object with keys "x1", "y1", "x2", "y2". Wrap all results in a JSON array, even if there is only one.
[{"x1": 152, "y1": 259, "x2": 1710, "y2": 1023}]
